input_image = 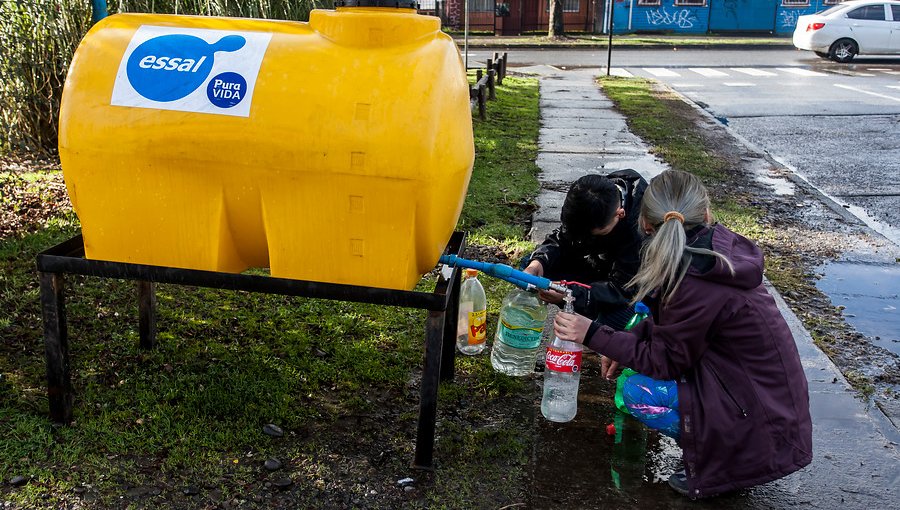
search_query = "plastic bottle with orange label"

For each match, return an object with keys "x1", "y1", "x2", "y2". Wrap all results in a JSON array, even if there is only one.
[{"x1": 456, "y1": 269, "x2": 487, "y2": 355}]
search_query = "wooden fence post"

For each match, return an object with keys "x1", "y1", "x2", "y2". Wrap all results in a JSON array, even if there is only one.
[
  {"x1": 487, "y1": 69, "x2": 496, "y2": 100},
  {"x1": 478, "y1": 84, "x2": 486, "y2": 120}
]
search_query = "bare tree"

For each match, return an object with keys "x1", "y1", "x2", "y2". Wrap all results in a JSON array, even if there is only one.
[{"x1": 548, "y1": 0, "x2": 565, "y2": 38}]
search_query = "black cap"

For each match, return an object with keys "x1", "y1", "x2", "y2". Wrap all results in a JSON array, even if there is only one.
[{"x1": 334, "y1": 0, "x2": 420, "y2": 8}]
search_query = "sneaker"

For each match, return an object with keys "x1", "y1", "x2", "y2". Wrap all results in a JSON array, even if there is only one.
[{"x1": 667, "y1": 469, "x2": 690, "y2": 497}]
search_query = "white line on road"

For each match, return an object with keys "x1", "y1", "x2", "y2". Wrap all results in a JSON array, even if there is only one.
[
  {"x1": 887, "y1": 85, "x2": 900, "y2": 90},
  {"x1": 866, "y1": 68, "x2": 893, "y2": 71},
  {"x1": 828, "y1": 69, "x2": 876, "y2": 77},
  {"x1": 723, "y1": 82, "x2": 756, "y2": 87},
  {"x1": 730, "y1": 67, "x2": 776, "y2": 77},
  {"x1": 834, "y1": 83, "x2": 900, "y2": 102},
  {"x1": 881, "y1": 70, "x2": 900, "y2": 75},
  {"x1": 610, "y1": 68, "x2": 634, "y2": 78},
  {"x1": 689, "y1": 67, "x2": 729, "y2": 77},
  {"x1": 776, "y1": 67, "x2": 828, "y2": 77},
  {"x1": 643, "y1": 68, "x2": 681, "y2": 77}
]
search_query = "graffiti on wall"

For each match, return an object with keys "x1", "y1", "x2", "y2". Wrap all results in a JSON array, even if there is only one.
[
  {"x1": 646, "y1": 8, "x2": 698, "y2": 29},
  {"x1": 779, "y1": 10, "x2": 800, "y2": 29}
]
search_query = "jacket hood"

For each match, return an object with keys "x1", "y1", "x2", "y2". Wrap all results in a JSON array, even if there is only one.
[{"x1": 689, "y1": 224, "x2": 763, "y2": 290}]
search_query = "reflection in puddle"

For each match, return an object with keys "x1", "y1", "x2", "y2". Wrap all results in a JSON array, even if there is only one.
[
  {"x1": 647, "y1": 435, "x2": 682, "y2": 484},
  {"x1": 755, "y1": 173, "x2": 795, "y2": 196},
  {"x1": 816, "y1": 261, "x2": 900, "y2": 355}
]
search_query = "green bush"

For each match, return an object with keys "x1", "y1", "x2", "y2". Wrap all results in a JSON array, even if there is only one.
[
  {"x1": 0, "y1": 1, "x2": 92, "y2": 155},
  {"x1": 0, "y1": 0, "x2": 328, "y2": 157}
]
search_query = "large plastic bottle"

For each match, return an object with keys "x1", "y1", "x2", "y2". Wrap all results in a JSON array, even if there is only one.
[
  {"x1": 490, "y1": 287, "x2": 548, "y2": 375},
  {"x1": 541, "y1": 292, "x2": 583, "y2": 422},
  {"x1": 610, "y1": 302, "x2": 652, "y2": 488},
  {"x1": 614, "y1": 302, "x2": 651, "y2": 415},
  {"x1": 457, "y1": 269, "x2": 487, "y2": 355}
]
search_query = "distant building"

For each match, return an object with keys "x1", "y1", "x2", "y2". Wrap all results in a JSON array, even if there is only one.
[{"x1": 428, "y1": 0, "x2": 849, "y2": 35}]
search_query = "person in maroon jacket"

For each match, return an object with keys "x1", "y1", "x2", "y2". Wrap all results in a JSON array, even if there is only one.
[{"x1": 553, "y1": 170, "x2": 812, "y2": 499}]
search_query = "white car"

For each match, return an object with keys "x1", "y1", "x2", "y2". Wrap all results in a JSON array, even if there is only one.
[{"x1": 793, "y1": 0, "x2": 900, "y2": 62}]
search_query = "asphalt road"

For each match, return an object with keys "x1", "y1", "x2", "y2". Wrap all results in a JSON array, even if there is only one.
[{"x1": 484, "y1": 47, "x2": 900, "y2": 246}]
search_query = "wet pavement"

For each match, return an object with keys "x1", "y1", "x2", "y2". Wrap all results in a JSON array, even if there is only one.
[
  {"x1": 817, "y1": 261, "x2": 900, "y2": 355},
  {"x1": 524, "y1": 67, "x2": 900, "y2": 508}
]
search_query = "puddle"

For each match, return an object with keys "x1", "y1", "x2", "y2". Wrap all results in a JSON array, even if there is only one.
[
  {"x1": 816, "y1": 261, "x2": 900, "y2": 355},
  {"x1": 754, "y1": 172, "x2": 795, "y2": 196}
]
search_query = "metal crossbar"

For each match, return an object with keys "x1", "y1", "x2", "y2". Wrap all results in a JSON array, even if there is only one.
[{"x1": 37, "y1": 231, "x2": 466, "y2": 470}]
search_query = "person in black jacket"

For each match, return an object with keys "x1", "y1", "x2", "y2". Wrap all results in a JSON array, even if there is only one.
[{"x1": 523, "y1": 169, "x2": 648, "y2": 330}]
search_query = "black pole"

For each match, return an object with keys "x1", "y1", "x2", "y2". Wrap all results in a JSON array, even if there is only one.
[
  {"x1": 40, "y1": 271, "x2": 72, "y2": 424},
  {"x1": 606, "y1": 1, "x2": 614, "y2": 76}
]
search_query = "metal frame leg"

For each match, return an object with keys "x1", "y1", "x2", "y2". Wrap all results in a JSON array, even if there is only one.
[
  {"x1": 40, "y1": 272, "x2": 72, "y2": 424},
  {"x1": 440, "y1": 268, "x2": 461, "y2": 382},
  {"x1": 138, "y1": 281, "x2": 157, "y2": 349},
  {"x1": 413, "y1": 310, "x2": 446, "y2": 470}
]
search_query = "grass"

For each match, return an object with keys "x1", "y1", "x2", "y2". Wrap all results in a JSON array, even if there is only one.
[
  {"x1": 599, "y1": 77, "x2": 725, "y2": 183},
  {"x1": 462, "y1": 73, "x2": 541, "y2": 248},
  {"x1": 0, "y1": 76, "x2": 542, "y2": 507}
]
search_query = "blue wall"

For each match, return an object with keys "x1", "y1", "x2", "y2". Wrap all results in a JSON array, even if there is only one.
[
  {"x1": 775, "y1": 2, "x2": 833, "y2": 34},
  {"x1": 609, "y1": 0, "x2": 836, "y2": 35},
  {"x1": 614, "y1": 1, "x2": 709, "y2": 34},
  {"x1": 710, "y1": 0, "x2": 777, "y2": 31}
]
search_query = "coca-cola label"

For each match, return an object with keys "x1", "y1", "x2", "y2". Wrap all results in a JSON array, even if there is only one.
[{"x1": 545, "y1": 347, "x2": 582, "y2": 373}]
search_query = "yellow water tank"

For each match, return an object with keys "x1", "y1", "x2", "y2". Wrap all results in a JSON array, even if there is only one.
[{"x1": 59, "y1": 6, "x2": 474, "y2": 290}]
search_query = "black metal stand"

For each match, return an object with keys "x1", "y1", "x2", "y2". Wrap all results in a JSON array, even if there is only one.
[{"x1": 36, "y1": 232, "x2": 465, "y2": 470}]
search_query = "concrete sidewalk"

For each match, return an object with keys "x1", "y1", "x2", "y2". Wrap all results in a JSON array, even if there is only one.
[{"x1": 524, "y1": 68, "x2": 900, "y2": 508}]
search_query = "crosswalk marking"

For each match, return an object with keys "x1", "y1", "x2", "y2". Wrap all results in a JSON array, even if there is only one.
[
  {"x1": 643, "y1": 68, "x2": 681, "y2": 77},
  {"x1": 636, "y1": 66, "x2": 900, "y2": 80},
  {"x1": 610, "y1": 68, "x2": 634, "y2": 78},
  {"x1": 828, "y1": 69, "x2": 876, "y2": 77},
  {"x1": 835, "y1": 83, "x2": 900, "y2": 102},
  {"x1": 776, "y1": 67, "x2": 828, "y2": 77},
  {"x1": 723, "y1": 82, "x2": 756, "y2": 87},
  {"x1": 689, "y1": 67, "x2": 729, "y2": 77},
  {"x1": 730, "y1": 67, "x2": 776, "y2": 77},
  {"x1": 886, "y1": 85, "x2": 900, "y2": 90}
]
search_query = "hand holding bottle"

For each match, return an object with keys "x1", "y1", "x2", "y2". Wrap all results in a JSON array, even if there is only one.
[{"x1": 553, "y1": 309, "x2": 592, "y2": 344}]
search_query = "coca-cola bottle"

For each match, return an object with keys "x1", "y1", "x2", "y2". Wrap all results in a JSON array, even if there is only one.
[
  {"x1": 541, "y1": 292, "x2": 582, "y2": 422},
  {"x1": 490, "y1": 286, "x2": 548, "y2": 375}
]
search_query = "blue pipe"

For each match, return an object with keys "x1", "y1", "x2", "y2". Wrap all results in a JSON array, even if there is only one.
[
  {"x1": 439, "y1": 255, "x2": 568, "y2": 293},
  {"x1": 91, "y1": 0, "x2": 108, "y2": 25}
]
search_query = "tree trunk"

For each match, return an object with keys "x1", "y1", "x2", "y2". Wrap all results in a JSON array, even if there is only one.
[
  {"x1": 592, "y1": 0, "x2": 604, "y2": 33},
  {"x1": 549, "y1": 0, "x2": 565, "y2": 37}
]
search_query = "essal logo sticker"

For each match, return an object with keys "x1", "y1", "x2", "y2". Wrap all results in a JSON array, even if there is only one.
[
  {"x1": 111, "y1": 26, "x2": 271, "y2": 117},
  {"x1": 545, "y1": 347, "x2": 582, "y2": 373}
]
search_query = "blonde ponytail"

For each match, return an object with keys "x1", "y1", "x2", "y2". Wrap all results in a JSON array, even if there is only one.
[{"x1": 628, "y1": 170, "x2": 734, "y2": 305}]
